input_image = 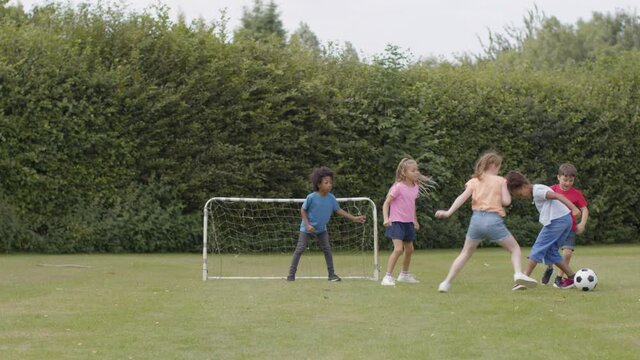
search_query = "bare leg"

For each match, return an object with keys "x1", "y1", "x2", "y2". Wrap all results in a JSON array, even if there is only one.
[
  {"x1": 442, "y1": 240, "x2": 480, "y2": 284},
  {"x1": 524, "y1": 258, "x2": 538, "y2": 276},
  {"x1": 385, "y1": 239, "x2": 404, "y2": 274},
  {"x1": 555, "y1": 259, "x2": 574, "y2": 277},
  {"x1": 496, "y1": 235, "x2": 523, "y2": 274},
  {"x1": 557, "y1": 248, "x2": 573, "y2": 277},
  {"x1": 401, "y1": 242, "x2": 414, "y2": 272}
]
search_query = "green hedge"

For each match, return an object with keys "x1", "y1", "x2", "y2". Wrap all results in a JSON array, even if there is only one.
[{"x1": 1, "y1": 3, "x2": 638, "y2": 252}]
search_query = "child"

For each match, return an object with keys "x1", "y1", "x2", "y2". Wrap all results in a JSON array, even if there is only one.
[
  {"x1": 287, "y1": 166, "x2": 366, "y2": 282},
  {"x1": 434, "y1": 152, "x2": 537, "y2": 293},
  {"x1": 540, "y1": 163, "x2": 589, "y2": 287},
  {"x1": 380, "y1": 158, "x2": 434, "y2": 286},
  {"x1": 505, "y1": 170, "x2": 581, "y2": 290}
]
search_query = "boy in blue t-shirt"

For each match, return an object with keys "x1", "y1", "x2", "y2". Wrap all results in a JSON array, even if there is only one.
[{"x1": 287, "y1": 167, "x2": 366, "y2": 281}]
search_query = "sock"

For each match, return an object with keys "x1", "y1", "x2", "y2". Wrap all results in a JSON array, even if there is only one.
[{"x1": 386, "y1": 272, "x2": 393, "y2": 277}]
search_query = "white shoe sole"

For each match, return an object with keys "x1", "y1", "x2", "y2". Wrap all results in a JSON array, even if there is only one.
[{"x1": 514, "y1": 274, "x2": 538, "y2": 288}]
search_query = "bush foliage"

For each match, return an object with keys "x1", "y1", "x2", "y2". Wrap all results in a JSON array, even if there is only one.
[{"x1": 1, "y1": 2, "x2": 639, "y2": 252}]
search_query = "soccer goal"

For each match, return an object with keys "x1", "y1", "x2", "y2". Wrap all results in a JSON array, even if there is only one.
[{"x1": 202, "y1": 197, "x2": 379, "y2": 281}]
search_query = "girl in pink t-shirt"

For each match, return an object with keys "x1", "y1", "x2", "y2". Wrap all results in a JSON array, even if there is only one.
[
  {"x1": 434, "y1": 151, "x2": 537, "y2": 293},
  {"x1": 380, "y1": 158, "x2": 433, "y2": 286}
]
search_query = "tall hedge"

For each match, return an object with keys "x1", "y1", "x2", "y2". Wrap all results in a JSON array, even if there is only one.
[{"x1": 1, "y1": 2, "x2": 638, "y2": 252}]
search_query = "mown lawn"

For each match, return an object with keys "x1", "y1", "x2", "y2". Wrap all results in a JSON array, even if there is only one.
[{"x1": 1, "y1": 245, "x2": 639, "y2": 359}]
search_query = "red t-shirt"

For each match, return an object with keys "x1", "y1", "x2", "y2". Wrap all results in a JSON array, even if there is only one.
[{"x1": 550, "y1": 184, "x2": 588, "y2": 231}]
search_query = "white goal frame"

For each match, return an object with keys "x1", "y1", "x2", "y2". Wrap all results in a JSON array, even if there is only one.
[{"x1": 202, "y1": 197, "x2": 379, "y2": 281}]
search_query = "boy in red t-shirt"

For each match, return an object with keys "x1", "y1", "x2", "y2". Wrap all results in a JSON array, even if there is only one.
[{"x1": 540, "y1": 163, "x2": 589, "y2": 287}]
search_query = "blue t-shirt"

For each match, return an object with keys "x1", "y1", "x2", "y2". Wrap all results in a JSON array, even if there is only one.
[{"x1": 299, "y1": 192, "x2": 341, "y2": 234}]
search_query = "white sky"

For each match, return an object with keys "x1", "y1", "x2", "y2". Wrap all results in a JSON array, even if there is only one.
[{"x1": 9, "y1": 0, "x2": 640, "y2": 59}]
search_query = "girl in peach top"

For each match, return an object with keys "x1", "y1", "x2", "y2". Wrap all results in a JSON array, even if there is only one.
[{"x1": 434, "y1": 151, "x2": 537, "y2": 293}]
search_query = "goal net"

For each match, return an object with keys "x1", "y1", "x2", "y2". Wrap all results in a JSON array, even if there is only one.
[{"x1": 203, "y1": 197, "x2": 379, "y2": 280}]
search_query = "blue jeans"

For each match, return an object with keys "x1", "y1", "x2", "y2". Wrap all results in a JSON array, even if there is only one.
[{"x1": 529, "y1": 214, "x2": 572, "y2": 265}]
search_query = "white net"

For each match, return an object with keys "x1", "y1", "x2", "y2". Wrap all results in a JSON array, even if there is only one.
[{"x1": 202, "y1": 197, "x2": 379, "y2": 280}]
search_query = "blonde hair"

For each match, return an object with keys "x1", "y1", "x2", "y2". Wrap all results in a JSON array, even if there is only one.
[
  {"x1": 473, "y1": 151, "x2": 503, "y2": 179},
  {"x1": 394, "y1": 158, "x2": 435, "y2": 196}
]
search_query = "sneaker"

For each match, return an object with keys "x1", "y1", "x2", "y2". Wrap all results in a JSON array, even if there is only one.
[
  {"x1": 380, "y1": 275, "x2": 396, "y2": 286},
  {"x1": 396, "y1": 273, "x2": 420, "y2": 284},
  {"x1": 438, "y1": 281, "x2": 451, "y2": 293},
  {"x1": 541, "y1": 267, "x2": 554, "y2": 285},
  {"x1": 552, "y1": 276, "x2": 563, "y2": 288},
  {"x1": 286, "y1": 275, "x2": 295, "y2": 281},
  {"x1": 514, "y1": 272, "x2": 538, "y2": 288},
  {"x1": 512, "y1": 284, "x2": 527, "y2": 291},
  {"x1": 560, "y1": 276, "x2": 574, "y2": 289},
  {"x1": 328, "y1": 274, "x2": 342, "y2": 282}
]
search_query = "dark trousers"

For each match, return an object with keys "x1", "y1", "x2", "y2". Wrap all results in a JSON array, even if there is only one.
[{"x1": 288, "y1": 231, "x2": 335, "y2": 277}]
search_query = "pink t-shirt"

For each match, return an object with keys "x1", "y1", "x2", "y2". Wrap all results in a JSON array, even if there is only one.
[
  {"x1": 388, "y1": 182, "x2": 419, "y2": 223},
  {"x1": 550, "y1": 184, "x2": 588, "y2": 231},
  {"x1": 465, "y1": 174, "x2": 507, "y2": 217}
]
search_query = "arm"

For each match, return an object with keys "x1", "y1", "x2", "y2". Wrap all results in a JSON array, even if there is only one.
[
  {"x1": 545, "y1": 192, "x2": 580, "y2": 217},
  {"x1": 435, "y1": 187, "x2": 473, "y2": 219},
  {"x1": 501, "y1": 180, "x2": 511, "y2": 207},
  {"x1": 300, "y1": 207, "x2": 315, "y2": 233},
  {"x1": 382, "y1": 193, "x2": 393, "y2": 227},
  {"x1": 576, "y1": 207, "x2": 589, "y2": 235},
  {"x1": 336, "y1": 209, "x2": 366, "y2": 223},
  {"x1": 414, "y1": 206, "x2": 420, "y2": 230}
]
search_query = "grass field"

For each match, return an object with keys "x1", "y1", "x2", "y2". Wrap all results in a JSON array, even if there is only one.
[{"x1": 1, "y1": 245, "x2": 639, "y2": 359}]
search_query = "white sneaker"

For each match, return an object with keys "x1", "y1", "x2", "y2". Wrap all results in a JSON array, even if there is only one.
[
  {"x1": 514, "y1": 272, "x2": 538, "y2": 288},
  {"x1": 512, "y1": 284, "x2": 527, "y2": 291},
  {"x1": 438, "y1": 281, "x2": 451, "y2": 293},
  {"x1": 396, "y1": 273, "x2": 420, "y2": 284},
  {"x1": 381, "y1": 275, "x2": 396, "y2": 286}
]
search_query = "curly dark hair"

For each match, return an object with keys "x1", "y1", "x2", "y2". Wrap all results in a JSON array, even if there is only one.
[
  {"x1": 505, "y1": 170, "x2": 530, "y2": 193},
  {"x1": 310, "y1": 166, "x2": 334, "y2": 191}
]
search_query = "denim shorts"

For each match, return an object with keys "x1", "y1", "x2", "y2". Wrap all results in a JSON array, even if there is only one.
[
  {"x1": 558, "y1": 230, "x2": 577, "y2": 250},
  {"x1": 385, "y1": 222, "x2": 416, "y2": 242},
  {"x1": 465, "y1": 211, "x2": 511, "y2": 242}
]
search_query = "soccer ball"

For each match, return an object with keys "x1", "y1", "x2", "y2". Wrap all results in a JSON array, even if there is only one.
[{"x1": 574, "y1": 268, "x2": 598, "y2": 291}]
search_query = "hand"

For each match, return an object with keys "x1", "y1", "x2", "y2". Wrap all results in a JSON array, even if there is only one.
[
  {"x1": 571, "y1": 207, "x2": 581, "y2": 218},
  {"x1": 576, "y1": 223, "x2": 586, "y2": 235},
  {"x1": 353, "y1": 215, "x2": 366, "y2": 224},
  {"x1": 414, "y1": 222, "x2": 420, "y2": 230},
  {"x1": 306, "y1": 224, "x2": 315, "y2": 234},
  {"x1": 383, "y1": 220, "x2": 391, "y2": 227},
  {"x1": 435, "y1": 210, "x2": 449, "y2": 219}
]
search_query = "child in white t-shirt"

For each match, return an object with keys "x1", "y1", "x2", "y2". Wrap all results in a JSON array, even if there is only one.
[{"x1": 506, "y1": 171, "x2": 581, "y2": 289}]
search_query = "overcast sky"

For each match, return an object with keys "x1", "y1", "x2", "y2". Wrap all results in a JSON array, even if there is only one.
[{"x1": 9, "y1": 0, "x2": 640, "y2": 59}]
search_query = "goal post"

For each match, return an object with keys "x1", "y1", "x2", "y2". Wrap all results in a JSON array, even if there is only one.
[{"x1": 203, "y1": 197, "x2": 379, "y2": 281}]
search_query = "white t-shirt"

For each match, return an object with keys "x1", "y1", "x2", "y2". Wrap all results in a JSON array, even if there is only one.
[{"x1": 532, "y1": 184, "x2": 570, "y2": 226}]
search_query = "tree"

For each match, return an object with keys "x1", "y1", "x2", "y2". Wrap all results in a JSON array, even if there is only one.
[
  {"x1": 289, "y1": 21, "x2": 320, "y2": 51},
  {"x1": 234, "y1": 0, "x2": 286, "y2": 43}
]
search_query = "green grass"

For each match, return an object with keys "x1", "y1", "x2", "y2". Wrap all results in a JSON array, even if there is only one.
[{"x1": 1, "y1": 245, "x2": 639, "y2": 359}]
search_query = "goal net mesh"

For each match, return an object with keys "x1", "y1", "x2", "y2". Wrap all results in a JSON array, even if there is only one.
[{"x1": 203, "y1": 197, "x2": 378, "y2": 280}]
